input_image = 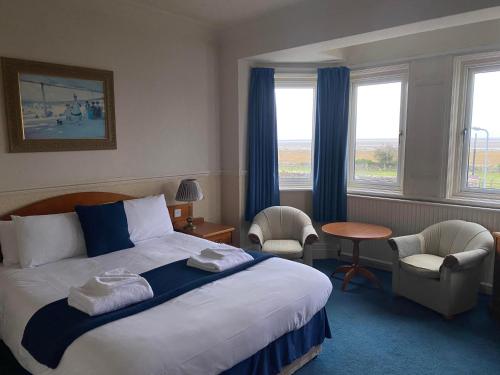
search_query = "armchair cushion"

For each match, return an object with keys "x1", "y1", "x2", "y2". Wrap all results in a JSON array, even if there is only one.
[
  {"x1": 442, "y1": 248, "x2": 489, "y2": 271},
  {"x1": 400, "y1": 254, "x2": 444, "y2": 279},
  {"x1": 262, "y1": 240, "x2": 303, "y2": 259}
]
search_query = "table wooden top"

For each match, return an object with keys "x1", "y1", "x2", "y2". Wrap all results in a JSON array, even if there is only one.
[{"x1": 321, "y1": 222, "x2": 392, "y2": 241}]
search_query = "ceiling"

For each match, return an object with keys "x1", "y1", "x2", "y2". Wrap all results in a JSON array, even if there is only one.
[
  {"x1": 132, "y1": 0, "x2": 304, "y2": 28},
  {"x1": 130, "y1": 1, "x2": 500, "y2": 35},
  {"x1": 251, "y1": 7, "x2": 500, "y2": 63}
]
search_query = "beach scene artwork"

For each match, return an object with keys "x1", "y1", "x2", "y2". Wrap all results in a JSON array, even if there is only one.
[{"x1": 19, "y1": 74, "x2": 106, "y2": 140}]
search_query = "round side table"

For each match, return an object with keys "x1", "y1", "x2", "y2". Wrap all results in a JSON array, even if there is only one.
[{"x1": 322, "y1": 222, "x2": 392, "y2": 291}]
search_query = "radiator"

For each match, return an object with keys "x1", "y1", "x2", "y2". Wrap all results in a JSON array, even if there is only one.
[{"x1": 347, "y1": 195, "x2": 500, "y2": 236}]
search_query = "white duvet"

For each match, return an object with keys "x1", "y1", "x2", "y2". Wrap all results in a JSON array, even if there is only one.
[{"x1": 0, "y1": 232, "x2": 332, "y2": 375}]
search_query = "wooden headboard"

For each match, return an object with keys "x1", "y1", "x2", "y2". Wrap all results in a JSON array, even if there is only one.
[
  {"x1": 1, "y1": 192, "x2": 134, "y2": 219},
  {"x1": 0, "y1": 192, "x2": 192, "y2": 259},
  {"x1": 0, "y1": 192, "x2": 192, "y2": 223}
]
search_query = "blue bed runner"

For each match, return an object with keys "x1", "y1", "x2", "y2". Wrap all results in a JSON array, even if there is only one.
[{"x1": 22, "y1": 251, "x2": 273, "y2": 369}]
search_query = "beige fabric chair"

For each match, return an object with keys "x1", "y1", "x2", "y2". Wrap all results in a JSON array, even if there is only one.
[
  {"x1": 389, "y1": 220, "x2": 493, "y2": 318},
  {"x1": 248, "y1": 206, "x2": 318, "y2": 266}
]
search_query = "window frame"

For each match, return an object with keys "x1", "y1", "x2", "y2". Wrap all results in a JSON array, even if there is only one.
[
  {"x1": 274, "y1": 73, "x2": 317, "y2": 190},
  {"x1": 447, "y1": 51, "x2": 500, "y2": 205},
  {"x1": 347, "y1": 64, "x2": 409, "y2": 195}
]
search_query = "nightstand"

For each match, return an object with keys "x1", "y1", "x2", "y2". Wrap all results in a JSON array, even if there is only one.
[{"x1": 174, "y1": 218, "x2": 235, "y2": 245}]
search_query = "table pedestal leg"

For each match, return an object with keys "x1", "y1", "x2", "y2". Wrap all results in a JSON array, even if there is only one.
[{"x1": 332, "y1": 240, "x2": 382, "y2": 291}]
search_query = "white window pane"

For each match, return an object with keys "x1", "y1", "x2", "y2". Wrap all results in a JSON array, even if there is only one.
[
  {"x1": 466, "y1": 70, "x2": 500, "y2": 190},
  {"x1": 275, "y1": 87, "x2": 314, "y2": 187},
  {"x1": 354, "y1": 82, "x2": 401, "y2": 183}
]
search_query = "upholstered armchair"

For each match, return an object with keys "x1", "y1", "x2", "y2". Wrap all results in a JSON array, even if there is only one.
[
  {"x1": 389, "y1": 220, "x2": 493, "y2": 318},
  {"x1": 248, "y1": 206, "x2": 318, "y2": 266}
]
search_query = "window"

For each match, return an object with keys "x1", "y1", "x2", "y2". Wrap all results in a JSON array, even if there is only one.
[
  {"x1": 348, "y1": 65, "x2": 408, "y2": 193},
  {"x1": 275, "y1": 74, "x2": 316, "y2": 189},
  {"x1": 449, "y1": 51, "x2": 500, "y2": 203}
]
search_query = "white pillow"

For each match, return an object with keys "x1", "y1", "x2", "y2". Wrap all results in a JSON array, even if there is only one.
[
  {"x1": 13, "y1": 212, "x2": 86, "y2": 268},
  {"x1": 0, "y1": 221, "x2": 19, "y2": 266},
  {"x1": 124, "y1": 195, "x2": 173, "y2": 243}
]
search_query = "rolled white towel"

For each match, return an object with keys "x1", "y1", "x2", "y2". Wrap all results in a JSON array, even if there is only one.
[
  {"x1": 187, "y1": 251, "x2": 253, "y2": 272},
  {"x1": 68, "y1": 268, "x2": 154, "y2": 316},
  {"x1": 200, "y1": 247, "x2": 247, "y2": 259}
]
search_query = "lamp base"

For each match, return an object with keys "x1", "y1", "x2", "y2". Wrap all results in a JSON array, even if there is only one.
[{"x1": 183, "y1": 216, "x2": 196, "y2": 231}]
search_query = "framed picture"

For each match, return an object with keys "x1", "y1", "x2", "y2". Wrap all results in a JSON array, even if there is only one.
[{"x1": 1, "y1": 57, "x2": 116, "y2": 152}]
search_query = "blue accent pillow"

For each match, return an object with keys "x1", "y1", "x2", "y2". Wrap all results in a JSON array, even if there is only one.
[{"x1": 75, "y1": 201, "x2": 134, "y2": 257}]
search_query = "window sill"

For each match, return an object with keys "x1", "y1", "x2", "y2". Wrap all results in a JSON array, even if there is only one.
[
  {"x1": 280, "y1": 187, "x2": 404, "y2": 195},
  {"x1": 444, "y1": 194, "x2": 500, "y2": 210},
  {"x1": 279, "y1": 187, "x2": 312, "y2": 192},
  {"x1": 349, "y1": 193, "x2": 500, "y2": 211},
  {"x1": 347, "y1": 187, "x2": 403, "y2": 199}
]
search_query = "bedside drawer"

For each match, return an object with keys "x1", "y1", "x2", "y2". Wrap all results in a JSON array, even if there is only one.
[{"x1": 206, "y1": 232, "x2": 232, "y2": 245}]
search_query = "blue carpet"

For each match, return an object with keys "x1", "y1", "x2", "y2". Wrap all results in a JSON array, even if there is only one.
[
  {"x1": 1, "y1": 260, "x2": 499, "y2": 375},
  {"x1": 296, "y1": 259, "x2": 500, "y2": 375}
]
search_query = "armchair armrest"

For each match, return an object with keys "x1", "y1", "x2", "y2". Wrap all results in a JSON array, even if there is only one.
[
  {"x1": 388, "y1": 234, "x2": 424, "y2": 258},
  {"x1": 442, "y1": 248, "x2": 489, "y2": 271},
  {"x1": 301, "y1": 224, "x2": 318, "y2": 246},
  {"x1": 248, "y1": 223, "x2": 264, "y2": 246}
]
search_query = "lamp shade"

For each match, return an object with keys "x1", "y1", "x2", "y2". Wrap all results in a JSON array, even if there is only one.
[{"x1": 175, "y1": 179, "x2": 204, "y2": 202}]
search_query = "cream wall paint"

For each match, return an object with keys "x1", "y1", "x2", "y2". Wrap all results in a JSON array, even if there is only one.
[
  {"x1": 0, "y1": 0, "x2": 219, "y2": 201},
  {"x1": 0, "y1": 0, "x2": 221, "y2": 220}
]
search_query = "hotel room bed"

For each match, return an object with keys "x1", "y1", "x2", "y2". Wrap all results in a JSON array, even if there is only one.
[{"x1": 0, "y1": 231, "x2": 332, "y2": 375}]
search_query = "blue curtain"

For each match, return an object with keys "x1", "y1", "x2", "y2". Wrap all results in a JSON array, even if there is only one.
[
  {"x1": 313, "y1": 67, "x2": 350, "y2": 222},
  {"x1": 245, "y1": 68, "x2": 280, "y2": 221}
]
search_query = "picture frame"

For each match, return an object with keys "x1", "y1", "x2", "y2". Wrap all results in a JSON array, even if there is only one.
[{"x1": 1, "y1": 57, "x2": 116, "y2": 152}]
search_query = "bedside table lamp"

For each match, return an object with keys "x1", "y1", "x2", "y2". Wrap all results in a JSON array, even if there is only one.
[{"x1": 175, "y1": 178, "x2": 204, "y2": 230}]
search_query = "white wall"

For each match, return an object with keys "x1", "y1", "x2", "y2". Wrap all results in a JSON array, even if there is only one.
[{"x1": 0, "y1": 0, "x2": 220, "y2": 219}]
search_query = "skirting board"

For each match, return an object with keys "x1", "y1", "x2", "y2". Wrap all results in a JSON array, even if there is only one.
[{"x1": 313, "y1": 248, "x2": 493, "y2": 295}]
